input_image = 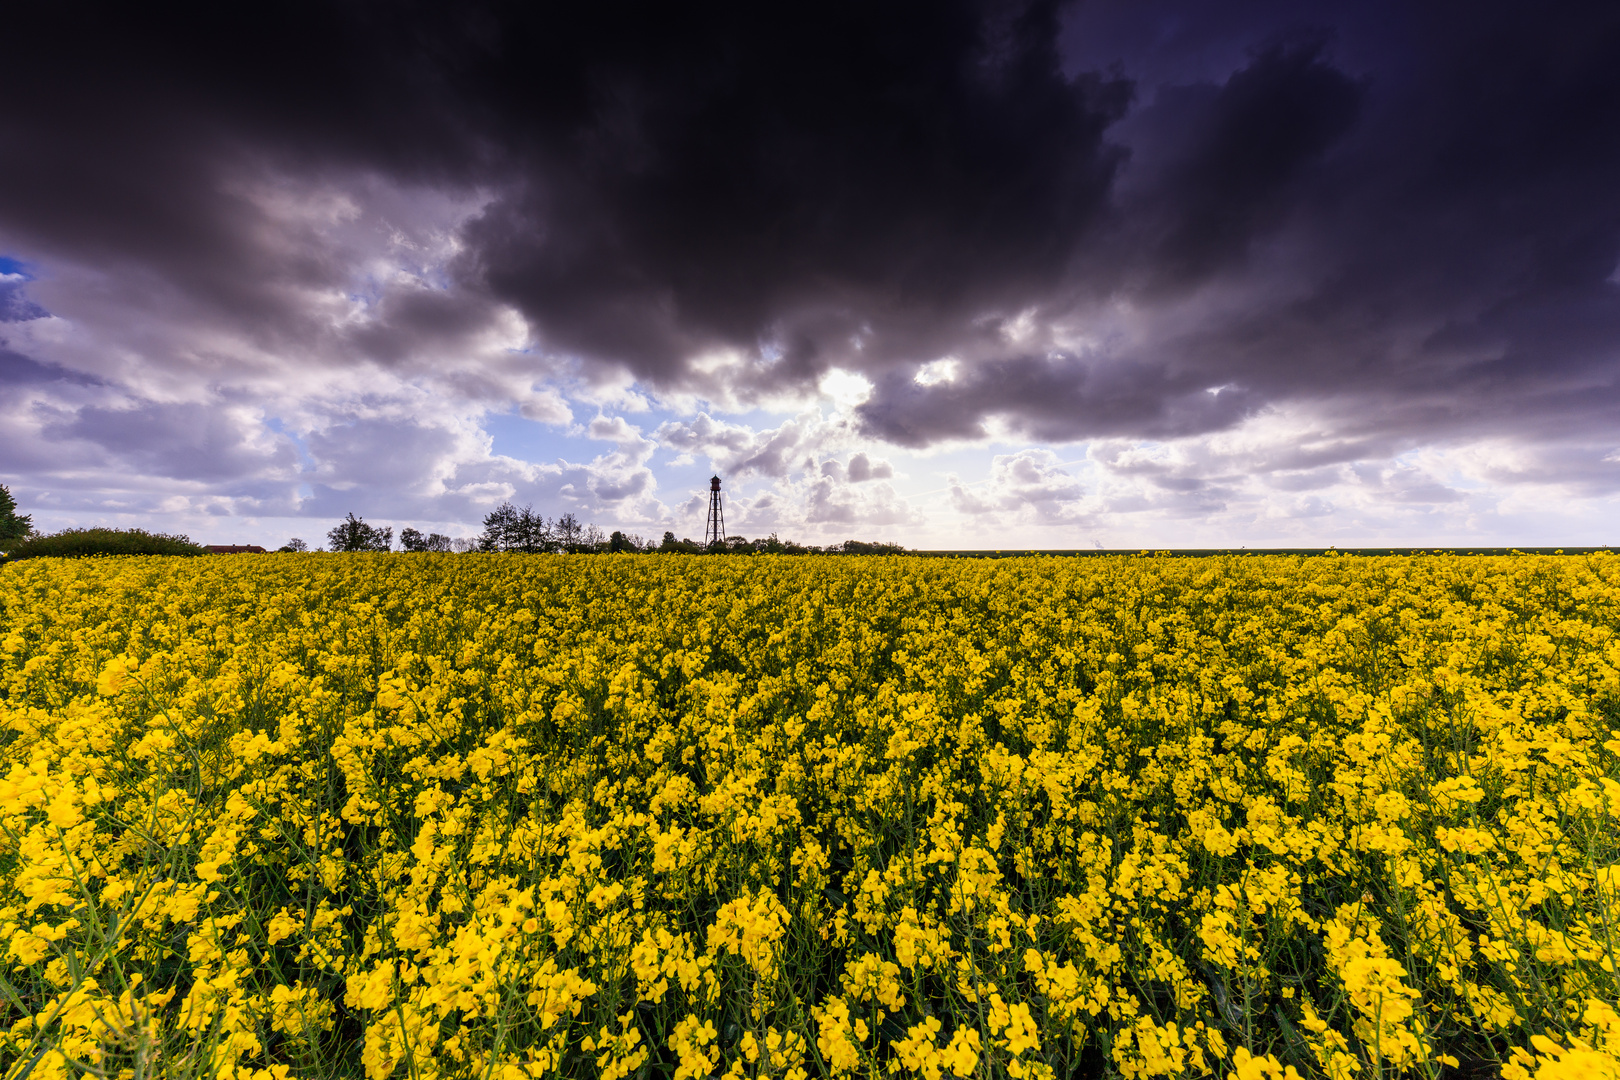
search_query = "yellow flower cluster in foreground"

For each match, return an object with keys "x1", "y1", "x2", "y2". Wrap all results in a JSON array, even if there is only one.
[{"x1": 1, "y1": 552, "x2": 1618, "y2": 1080}]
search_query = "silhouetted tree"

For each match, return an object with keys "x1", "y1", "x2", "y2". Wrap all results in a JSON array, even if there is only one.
[
  {"x1": 554, "y1": 512, "x2": 585, "y2": 551},
  {"x1": 277, "y1": 538, "x2": 309, "y2": 552},
  {"x1": 478, "y1": 503, "x2": 517, "y2": 551},
  {"x1": 0, "y1": 485, "x2": 32, "y2": 546},
  {"x1": 515, "y1": 508, "x2": 552, "y2": 552},
  {"x1": 644, "y1": 528, "x2": 898, "y2": 555},
  {"x1": 327, "y1": 513, "x2": 392, "y2": 552},
  {"x1": 400, "y1": 528, "x2": 453, "y2": 552},
  {"x1": 658, "y1": 531, "x2": 703, "y2": 553},
  {"x1": 479, "y1": 502, "x2": 552, "y2": 552}
]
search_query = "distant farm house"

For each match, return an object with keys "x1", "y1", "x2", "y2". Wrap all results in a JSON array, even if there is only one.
[{"x1": 204, "y1": 545, "x2": 267, "y2": 554}]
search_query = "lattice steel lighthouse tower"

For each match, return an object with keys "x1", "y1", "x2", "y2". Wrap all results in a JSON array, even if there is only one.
[{"x1": 704, "y1": 475, "x2": 726, "y2": 547}]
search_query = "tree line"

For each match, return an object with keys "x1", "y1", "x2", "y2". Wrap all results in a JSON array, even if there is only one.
[
  {"x1": 304, "y1": 502, "x2": 905, "y2": 555},
  {"x1": 0, "y1": 486, "x2": 906, "y2": 559}
]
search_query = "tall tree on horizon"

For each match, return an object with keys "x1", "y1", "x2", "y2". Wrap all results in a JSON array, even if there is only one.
[
  {"x1": 479, "y1": 502, "x2": 554, "y2": 552},
  {"x1": 326, "y1": 513, "x2": 392, "y2": 552},
  {"x1": 400, "y1": 528, "x2": 453, "y2": 552},
  {"x1": 0, "y1": 486, "x2": 33, "y2": 546}
]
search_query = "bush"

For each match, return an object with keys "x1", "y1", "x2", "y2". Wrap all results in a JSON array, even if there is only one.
[{"x1": 4, "y1": 527, "x2": 207, "y2": 560}]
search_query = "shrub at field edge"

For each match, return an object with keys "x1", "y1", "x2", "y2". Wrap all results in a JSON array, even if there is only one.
[{"x1": 3, "y1": 526, "x2": 207, "y2": 560}]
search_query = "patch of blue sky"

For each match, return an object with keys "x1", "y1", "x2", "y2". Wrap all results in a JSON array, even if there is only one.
[
  {"x1": 345, "y1": 269, "x2": 454, "y2": 304},
  {"x1": 265, "y1": 417, "x2": 318, "y2": 471},
  {"x1": 0, "y1": 255, "x2": 49, "y2": 323},
  {"x1": 482, "y1": 408, "x2": 589, "y2": 463},
  {"x1": 1440, "y1": 469, "x2": 1489, "y2": 492}
]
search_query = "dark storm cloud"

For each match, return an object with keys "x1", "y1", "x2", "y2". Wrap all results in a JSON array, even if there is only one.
[
  {"x1": 457, "y1": 2, "x2": 1131, "y2": 384},
  {"x1": 858, "y1": 352, "x2": 1259, "y2": 445},
  {"x1": 1134, "y1": 40, "x2": 1363, "y2": 288},
  {"x1": 3, "y1": 0, "x2": 1128, "y2": 375},
  {"x1": 4, "y1": 0, "x2": 1620, "y2": 459},
  {"x1": 866, "y1": 2, "x2": 1620, "y2": 447}
]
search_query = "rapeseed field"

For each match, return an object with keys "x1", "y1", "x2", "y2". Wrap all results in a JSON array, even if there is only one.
[{"x1": 1, "y1": 553, "x2": 1618, "y2": 1080}]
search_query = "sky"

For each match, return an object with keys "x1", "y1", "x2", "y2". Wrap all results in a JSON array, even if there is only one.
[{"x1": 3, "y1": 0, "x2": 1620, "y2": 550}]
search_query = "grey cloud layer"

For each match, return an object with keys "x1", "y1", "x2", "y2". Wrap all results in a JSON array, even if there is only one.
[{"x1": 2, "y1": 0, "x2": 1619, "y2": 540}]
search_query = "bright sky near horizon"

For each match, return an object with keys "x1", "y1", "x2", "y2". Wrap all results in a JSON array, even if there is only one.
[{"x1": 4, "y1": 1, "x2": 1620, "y2": 549}]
